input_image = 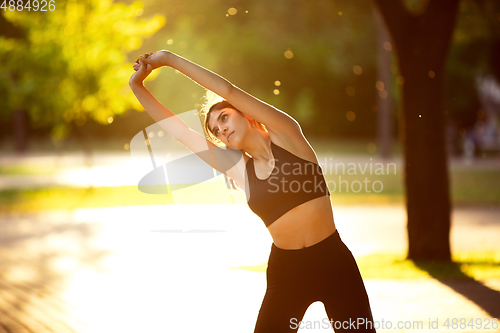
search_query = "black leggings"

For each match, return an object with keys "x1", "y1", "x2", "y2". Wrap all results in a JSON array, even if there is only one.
[{"x1": 253, "y1": 230, "x2": 376, "y2": 332}]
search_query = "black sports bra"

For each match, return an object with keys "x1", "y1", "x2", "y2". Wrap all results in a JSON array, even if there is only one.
[{"x1": 245, "y1": 141, "x2": 330, "y2": 227}]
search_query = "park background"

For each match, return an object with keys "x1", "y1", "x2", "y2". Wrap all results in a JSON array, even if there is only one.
[{"x1": 1, "y1": 0, "x2": 500, "y2": 332}]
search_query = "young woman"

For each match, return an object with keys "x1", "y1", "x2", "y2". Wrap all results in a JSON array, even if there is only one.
[{"x1": 130, "y1": 50, "x2": 376, "y2": 332}]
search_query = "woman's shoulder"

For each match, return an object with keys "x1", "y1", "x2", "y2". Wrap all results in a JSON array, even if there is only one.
[{"x1": 268, "y1": 130, "x2": 319, "y2": 165}]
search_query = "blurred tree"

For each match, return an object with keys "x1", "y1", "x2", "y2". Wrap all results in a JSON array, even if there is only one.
[
  {"x1": 445, "y1": 0, "x2": 500, "y2": 146},
  {"x1": 374, "y1": 0, "x2": 460, "y2": 261},
  {"x1": 0, "y1": 0, "x2": 165, "y2": 151}
]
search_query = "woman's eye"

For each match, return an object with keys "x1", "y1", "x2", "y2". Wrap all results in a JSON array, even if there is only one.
[{"x1": 222, "y1": 115, "x2": 227, "y2": 121}]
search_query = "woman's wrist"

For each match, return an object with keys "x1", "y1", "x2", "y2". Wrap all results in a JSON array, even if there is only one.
[
  {"x1": 129, "y1": 79, "x2": 145, "y2": 90},
  {"x1": 161, "y1": 50, "x2": 174, "y2": 67}
]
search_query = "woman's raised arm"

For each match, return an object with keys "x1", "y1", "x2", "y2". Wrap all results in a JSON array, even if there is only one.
[
  {"x1": 129, "y1": 56, "x2": 246, "y2": 187},
  {"x1": 143, "y1": 51, "x2": 301, "y2": 136}
]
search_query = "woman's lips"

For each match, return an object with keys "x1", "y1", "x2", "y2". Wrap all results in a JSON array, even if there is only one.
[{"x1": 228, "y1": 131, "x2": 234, "y2": 141}]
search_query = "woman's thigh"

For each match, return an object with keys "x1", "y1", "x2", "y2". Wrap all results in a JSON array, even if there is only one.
[
  {"x1": 253, "y1": 286, "x2": 312, "y2": 333},
  {"x1": 319, "y1": 241, "x2": 376, "y2": 332}
]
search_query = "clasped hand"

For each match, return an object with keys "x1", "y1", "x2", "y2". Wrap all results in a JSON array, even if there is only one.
[{"x1": 129, "y1": 50, "x2": 169, "y2": 85}]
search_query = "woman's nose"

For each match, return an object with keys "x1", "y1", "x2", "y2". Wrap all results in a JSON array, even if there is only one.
[{"x1": 218, "y1": 124, "x2": 228, "y2": 135}]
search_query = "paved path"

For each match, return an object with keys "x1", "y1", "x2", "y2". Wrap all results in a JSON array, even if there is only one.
[{"x1": 0, "y1": 205, "x2": 499, "y2": 332}]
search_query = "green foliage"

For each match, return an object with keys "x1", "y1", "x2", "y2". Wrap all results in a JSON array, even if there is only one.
[{"x1": 0, "y1": 0, "x2": 165, "y2": 142}]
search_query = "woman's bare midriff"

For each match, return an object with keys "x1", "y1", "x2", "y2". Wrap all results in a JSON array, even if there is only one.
[{"x1": 267, "y1": 196, "x2": 336, "y2": 250}]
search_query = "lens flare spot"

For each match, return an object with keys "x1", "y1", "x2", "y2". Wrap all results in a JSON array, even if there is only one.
[
  {"x1": 345, "y1": 86, "x2": 355, "y2": 96},
  {"x1": 379, "y1": 90, "x2": 388, "y2": 99},
  {"x1": 346, "y1": 111, "x2": 356, "y2": 121},
  {"x1": 375, "y1": 81, "x2": 385, "y2": 91}
]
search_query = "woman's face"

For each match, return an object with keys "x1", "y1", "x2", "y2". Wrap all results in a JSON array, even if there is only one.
[{"x1": 208, "y1": 107, "x2": 252, "y2": 148}]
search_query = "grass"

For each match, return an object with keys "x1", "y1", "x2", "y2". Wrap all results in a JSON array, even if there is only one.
[
  {"x1": 0, "y1": 165, "x2": 58, "y2": 176},
  {"x1": 0, "y1": 186, "x2": 172, "y2": 213},
  {"x1": 232, "y1": 251, "x2": 500, "y2": 280}
]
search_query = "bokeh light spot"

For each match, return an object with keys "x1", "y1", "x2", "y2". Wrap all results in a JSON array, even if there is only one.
[
  {"x1": 397, "y1": 76, "x2": 405, "y2": 85},
  {"x1": 428, "y1": 70, "x2": 435, "y2": 78},
  {"x1": 383, "y1": 42, "x2": 392, "y2": 51},
  {"x1": 167, "y1": 39, "x2": 174, "y2": 45},
  {"x1": 284, "y1": 50, "x2": 294, "y2": 59},
  {"x1": 379, "y1": 90, "x2": 388, "y2": 99},
  {"x1": 345, "y1": 86, "x2": 355, "y2": 96},
  {"x1": 338, "y1": 12, "x2": 342, "y2": 16},
  {"x1": 228, "y1": 8, "x2": 237, "y2": 15},
  {"x1": 275, "y1": 80, "x2": 281, "y2": 86},
  {"x1": 158, "y1": 131, "x2": 164, "y2": 137},
  {"x1": 273, "y1": 89, "x2": 280, "y2": 95},
  {"x1": 353, "y1": 65, "x2": 362, "y2": 75},
  {"x1": 375, "y1": 81, "x2": 385, "y2": 91},
  {"x1": 124, "y1": 143, "x2": 130, "y2": 150},
  {"x1": 107, "y1": 117, "x2": 113, "y2": 124},
  {"x1": 346, "y1": 111, "x2": 356, "y2": 121}
]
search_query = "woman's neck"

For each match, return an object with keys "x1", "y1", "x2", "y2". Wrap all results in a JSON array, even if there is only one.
[{"x1": 243, "y1": 131, "x2": 272, "y2": 161}]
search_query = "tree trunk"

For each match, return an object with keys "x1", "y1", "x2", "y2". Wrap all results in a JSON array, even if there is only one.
[
  {"x1": 374, "y1": 0, "x2": 460, "y2": 261},
  {"x1": 375, "y1": 8, "x2": 393, "y2": 159},
  {"x1": 13, "y1": 109, "x2": 28, "y2": 154}
]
